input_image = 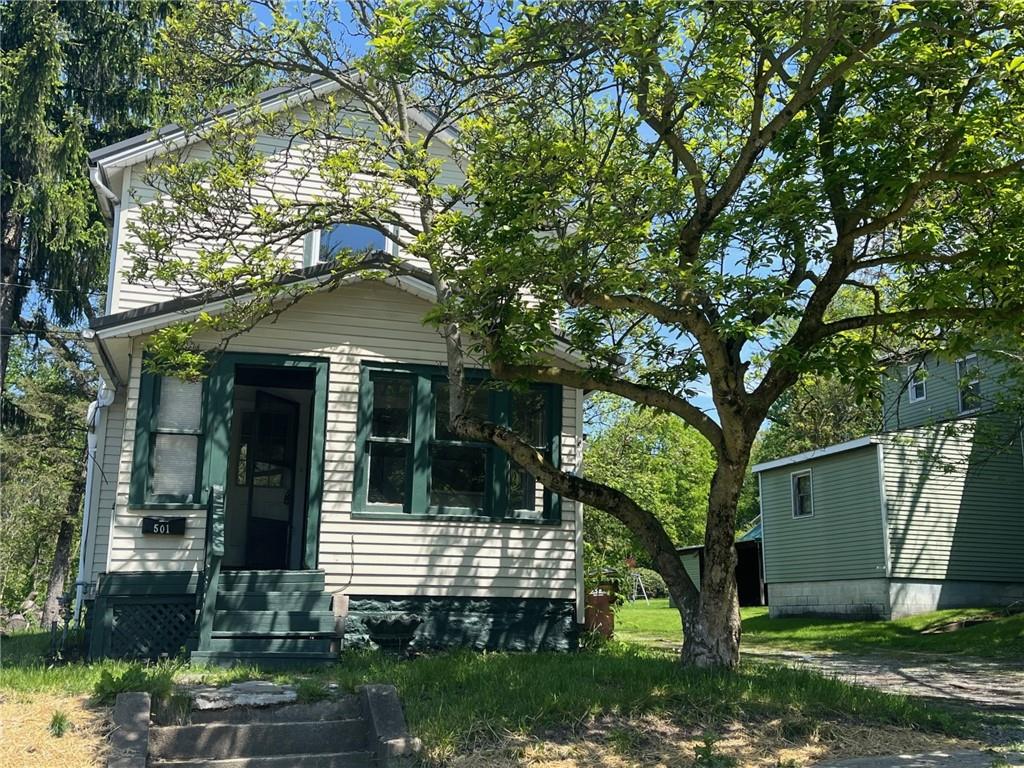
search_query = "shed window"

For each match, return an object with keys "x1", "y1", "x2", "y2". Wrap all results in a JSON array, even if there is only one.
[
  {"x1": 791, "y1": 470, "x2": 813, "y2": 518},
  {"x1": 907, "y1": 364, "x2": 926, "y2": 403},
  {"x1": 354, "y1": 364, "x2": 561, "y2": 521},
  {"x1": 131, "y1": 372, "x2": 205, "y2": 506},
  {"x1": 956, "y1": 354, "x2": 981, "y2": 413}
]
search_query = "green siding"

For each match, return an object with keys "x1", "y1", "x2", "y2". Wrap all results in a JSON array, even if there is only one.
[
  {"x1": 760, "y1": 446, "x2": 886, "y2": 583},
  {"x1": 681, "y1": 551, "x2": 701, "y2": 590},
  {"x1": 883, "y1": 415, "x2": 1024, "y2": 582},
  {"x1": 883, "y1": 353, "x2": 1010, "y2": 431}
]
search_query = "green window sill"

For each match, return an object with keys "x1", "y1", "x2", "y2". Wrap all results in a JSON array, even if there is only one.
[
  {"x1": 129, "y1": 503, "x2": 207, "y2": 511},
  {"x1": 351, "y1": 510, "x2": 562, "y2": 527}
]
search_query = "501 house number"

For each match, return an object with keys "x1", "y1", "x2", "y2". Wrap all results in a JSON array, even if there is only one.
[{"x1": 141, "y1": 516, "x2": 187, "y2": 536}]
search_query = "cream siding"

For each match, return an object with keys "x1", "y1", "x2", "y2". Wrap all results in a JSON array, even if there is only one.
[
  {"x1": 760, "y1": 446, "x2": 887, "y2": 583},
  {"x1": 103, "y1": 282, "x2": 580, "y2": 602},
  {"x1": 883, "y1": 417, "x2": 1024, "y2": 581},
  {"x1": 86, "y1": 391, "x2": 128, "y2": 581}
]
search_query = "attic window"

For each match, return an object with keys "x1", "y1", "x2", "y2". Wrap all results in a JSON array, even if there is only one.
[
  {"x1": 305, "y1": 223, "x2": 388, "y2": 266},
  {"x1": 907, "y1": 364, "x2": 927, "y2": 403}
]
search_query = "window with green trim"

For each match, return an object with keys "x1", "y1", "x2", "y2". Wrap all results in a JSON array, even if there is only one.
[
  {"x1": 130, "y1": 372, "x2": 205, "y2": 506},
  {"x1": 353, "y1": 364, "x2": 561, "y2": 522}
]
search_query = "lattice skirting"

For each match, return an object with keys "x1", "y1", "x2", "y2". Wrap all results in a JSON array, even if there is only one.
[{"x1": 88, "y1": 572, "x2": 199, "y2": 661}]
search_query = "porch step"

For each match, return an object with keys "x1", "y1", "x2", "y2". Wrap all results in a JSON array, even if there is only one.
[
  {"x1": 219, "y1": 569, "x2": 325, "y2": 592},
  {"x1": 150, "y1": 719, "x2": 367, "y2": 760},
  {"x1": 189, "y1": 651, "x2": 337, "y2": 668},
  {"x1": 216, "y1": 591, "x2": 333, "y2": 612},
  {"x1": 204, "y1": 636, "x2": 333, "y2": 654},
  {"x1": 149, "y1": 753, "x2": 373, "y2": 768},
  {"x1": 213, "y1": 611, "x2": 336, "y2": 634}
]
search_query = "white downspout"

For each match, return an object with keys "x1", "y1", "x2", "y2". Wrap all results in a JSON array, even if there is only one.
[{"x1": 74, "y1": 379, "x2": 115, "y2": 619}]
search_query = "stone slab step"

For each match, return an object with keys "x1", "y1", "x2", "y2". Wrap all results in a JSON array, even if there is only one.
[
  {"x1": 189, "y1": 650, "x2": 337, "y2": 668},
  {"x1": 189, "y1": 697, "x2": 362, "y2": 725},
  {"x1": 150, "y1": 719, "x2": 366, "y2": 760},
  {"x1": 219, "y1": 570, "x2": 326, "y2": 592},
  {"x1": 213, "y1": 611, "x2": 336, "y2": 634},
  {"x1": 216, "y1": 591, "x2": 333, "y2": 612},
  {"x1": 150, "y1": 750, "x2": 374, "y2": 767}
]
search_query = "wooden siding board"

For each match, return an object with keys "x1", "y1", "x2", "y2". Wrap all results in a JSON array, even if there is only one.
[
  {"x1": 883, "y1": 418, "x2": 1024, "y2": 581},
  {"x1": 760, "y1": 446, "x2": 885, "y2": 583},
  {"x1": 105, "y1": 284, "x2": 581, "y2": 601}
]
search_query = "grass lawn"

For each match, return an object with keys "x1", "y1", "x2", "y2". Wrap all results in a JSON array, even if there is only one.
[
  {"x1": 616, "y1": 599, "x2": 1024, "y2": 658},
  {"x1": 1, "y1": 631, "x2": 978, "y2": 766}
]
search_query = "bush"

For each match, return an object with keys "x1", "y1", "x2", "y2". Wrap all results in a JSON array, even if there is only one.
[
  {"x1": 92, "y1": 663, "x2": 176, "y2": 705},
  {"x1": 632, "y1": 568, "x2": 669, "y2": 598}
]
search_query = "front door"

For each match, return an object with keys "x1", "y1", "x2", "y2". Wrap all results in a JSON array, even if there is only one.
[{"x1": 233, "y1": 391, "x2": 300, "y2": 569}]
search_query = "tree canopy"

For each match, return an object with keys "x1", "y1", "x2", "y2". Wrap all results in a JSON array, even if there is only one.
[{"x1": 127, "y1": 0, "x2": 1024, "y2": 666}]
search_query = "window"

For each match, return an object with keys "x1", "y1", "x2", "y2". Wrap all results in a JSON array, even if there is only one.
[
  {"x1": 305, "y1": 223, "x2": 390, "y2": 266},
  {"x1": 354, "y1": 364, "x2": 561, "y2": 521},
  {"x1": 907, "y1": 363, "x2": 927, "y2": 403},
  {"x1": 791, "y1": 470, "x2": 813, "y2": 518},
  {"x1": 956, "y1": 354, "x2": 981, "y2": 413},
  {"x1": 131, "y1": 372, "x2": 205, "y2": 506}
]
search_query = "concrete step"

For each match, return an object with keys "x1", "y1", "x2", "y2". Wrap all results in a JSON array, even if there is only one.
[
  {"x1": 189, "y1": 650, "x2": 337, "y2": 668},
  {"x1": 189, "y1": 697, "x2": 362, "y2": 725},
  {"x1": 216, "y1": 591, "x2": 333, "y2": 612},
  {"x1": 213, "y1": 611, "x2": 336, "y2": 634},
  {"x1": 204, "y1": 637, "x2": 333, "y2": 653},
  {"x1": 149, "y1": 719, "x2": 367, "y2": 761},
  {"x1": 219, "y1": 569, "x2": 325, "y2": 592},
  {"x1": 149, "y1": 750, "x2": 374, "y2": 767}
]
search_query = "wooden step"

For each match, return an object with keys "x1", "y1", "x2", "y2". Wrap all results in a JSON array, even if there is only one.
[
  {"x1": 204, "y1": 637, "x2": 334, "y2": 654},
  {"x1": 213, "y1": 611, "x2": 336, "y2": 634},
  {"x1": 216, "y1": 591, "x2": 333, "y2": 612},
  {"x1": 219, "y1": 570, "x2": 326, "y2": 592},
  {"x1": 189, "y1": 650, "x2": 337, "y2": 668}
]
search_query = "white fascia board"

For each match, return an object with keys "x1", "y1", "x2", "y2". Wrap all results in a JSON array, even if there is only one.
[
  {"x1": 95, "y1": 80, "x2": 344, "y2": 172},
  {"x1": 751, "y1": 435, "x2": 879, "y2": 473}
]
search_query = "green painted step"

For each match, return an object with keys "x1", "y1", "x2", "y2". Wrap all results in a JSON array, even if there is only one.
[
  {"x1": 213, "y1": 611, "x2": 336, "y2": 634},
  {"x1": 216, "y1": 591, "x2": 333, "y2": 612},
  {"x1": 189, "y1": 650, "x2": 337, "y2": 668},
  {"x1": 219, "y1": 569, "x2": 326, "y2": 592},
  {"x1": 204, "y1": 637, "x2": 334, "y2": 654}
]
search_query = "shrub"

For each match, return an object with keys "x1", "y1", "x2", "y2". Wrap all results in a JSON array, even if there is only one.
[
  {"x1": 92, "y1": 663, "x2": 175, "y2": 705},
  {"x1": 632, "y1": 567, "x2": 669, "y2": 598}
]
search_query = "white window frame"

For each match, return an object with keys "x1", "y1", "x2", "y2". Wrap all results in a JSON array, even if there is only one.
[
  {"x1": 956, "y1": 353, "x2": 981, "y2": 414},
  {"x1": 303, "y1": 223, "x2": 398, "y2": 267},
  {"x1": 790, "y1": 469, "x2": 814, "y2": 519},
  {"x1": 907, "y1": 363, "x2": 927, "y2": 403}
]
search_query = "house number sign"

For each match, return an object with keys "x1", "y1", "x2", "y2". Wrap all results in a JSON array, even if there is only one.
[{"x1": 141, "y1": 516, "x2": 187, "y2": 535}]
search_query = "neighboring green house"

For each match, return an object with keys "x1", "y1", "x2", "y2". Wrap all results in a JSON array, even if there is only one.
[{"x1": 753, "y1": 353, "x2": 1024, "y2": 619}]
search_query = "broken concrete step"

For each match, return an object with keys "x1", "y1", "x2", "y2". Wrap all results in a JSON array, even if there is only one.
[
  {"x1": 149, "y1": 719, "x2": 367, "y2": 761},
  {"x1": 149, "y1": 751, "x2": 374, "y2": 768},
  {"x1": 189, "y1": 696, "x2": 362, "y2": 724}
]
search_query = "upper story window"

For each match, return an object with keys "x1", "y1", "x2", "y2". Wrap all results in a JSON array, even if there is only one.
[
  {"x1": 791, "y1": 470, "x2": 813, "y2": 518},
  {"x1": 304, "y1": 223, "x2": 390, "y2": 266},
  {"x1": 956, "y1": 354, "x2": 981, "y2": 413},
  {"x1": 907, "y1": 364, "x2": 927, "y2": 403}
]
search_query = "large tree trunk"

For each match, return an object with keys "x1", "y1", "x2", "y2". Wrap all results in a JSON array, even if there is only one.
[
  {"x1": 40, "y1": 443, "x2": 88, "y2": 627},
  {"x1": 1, "y1": 210, "x2": 24, "y2": 395},
  {"x1": 681, "y1": 459, "x2": 746, "y2": 667}
]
